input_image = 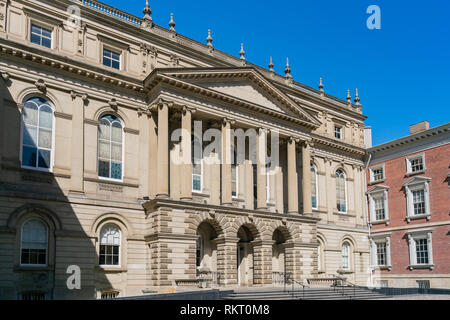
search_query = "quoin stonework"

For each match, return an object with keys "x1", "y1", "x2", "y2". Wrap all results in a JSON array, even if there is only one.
[
  {"x1": 367, "y1": 121, "x2": 450, "y2": 289},
  {"x1": 0, "y1": 0, "x2": 371, "y2": 299}
]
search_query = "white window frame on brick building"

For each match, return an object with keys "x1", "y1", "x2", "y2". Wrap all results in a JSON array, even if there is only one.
[
  {"x1": 407, "y1": 229, "x2": 434, "y2": 270},
  {"x1": 367, "y1": 185, "x2": 390, "y2": 225},
  {"x1": 406, "y1": 153, "x2": 426, "y2": 176},
  {"x1": 403, "y1": 177, "x2": 431, "y2": 222},
  {"x1": 369, "y1": 164, "x2": 385, "y2": 183},
  {"x1": 370, "y1": 234, "x2": 391, "y2": 270}
]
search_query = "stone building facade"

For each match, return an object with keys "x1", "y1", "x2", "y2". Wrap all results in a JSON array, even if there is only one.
[
  {"x1": 367, "y1": 122, "x2": 450, "y2": 289},
  {"x1": 0, "y1": 0, "x2": 370, "y2": 299}
]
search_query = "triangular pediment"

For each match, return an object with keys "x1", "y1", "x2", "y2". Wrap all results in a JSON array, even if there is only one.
[
  {"x1": 144, "y1": 67, "x2": 321, "y2": 128},
  {"x1": 367, "y1": 185, "x2": 390, "y2": 195},
  {"x1": 403, "y1": 176, "x2": 431, "y2": 187}
]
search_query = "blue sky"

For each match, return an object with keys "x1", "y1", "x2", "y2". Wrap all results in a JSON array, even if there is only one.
[{"x1": 103, "y1": 0, "x2": 449, "y2": 146}]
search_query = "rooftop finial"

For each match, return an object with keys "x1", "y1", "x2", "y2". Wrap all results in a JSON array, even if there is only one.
[
  {"x1": 143, "y1": 0, "x2": 152, "y2": 20},
  {"x1": 346, "y1": 89, "x2": 352, "y2": 104},
  {"x1": 319, "y1": 78, "x2": 324, "y2": 92},
  {"x1": 284, "y1": 58, "x2": 292, "y2": 78},
  {"x1": 354, "y1": 88, "x2": 361, "y2": 105},
  {"x1": 268, "y1": 56, "x2": 274, "y2": 72},
  {"x1": 169, "y1": 13, "x2": 175, "y2": 32},
  {"x1": 240, "y1": 43, "x2": 246, "y2": 60},
  {"x1": 206, "y1": 29, "x2": 213, "y2": 48}
]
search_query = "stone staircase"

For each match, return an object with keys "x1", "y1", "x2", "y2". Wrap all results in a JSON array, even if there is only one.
[{"x1": 223, "y1": 287, "x2": 389, "y2": 300}]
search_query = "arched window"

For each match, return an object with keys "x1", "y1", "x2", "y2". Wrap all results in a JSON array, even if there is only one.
[
  {"x1": 98, "y1": 115, "x2": 123, "y2": 180},
  {"x1": 21, "y1": 97, "x2": 54, "y2": 171},
  {"x1": 342, "y1": 242, "x2": 350, "y2": 270},
  {"x1": 21, "y1": 219, "x2": 48, "y2": 265},
  {"x1": 99, "y1": 224, "x2": 121, "y2": 266},
  {"x1": 311, "y1": 164, "x2": 318, "y2": 209},
  {"x1": 196, "y1": 234, "x2": 203, "y2": 268},
  {"x1": 336, "y1": 169, "x2": 347, "y2": 213},
  {"x1": 192, "y1": 135, "x2": 203, "y2": 193}
]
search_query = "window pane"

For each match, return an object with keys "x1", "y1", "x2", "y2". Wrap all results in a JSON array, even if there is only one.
[
  {"x1": 23, "y1": 126, "x2": 38, "y2": 146},
  {"x1": 111, "y1": 52, "x2": 120, "y2": 61},
  {"x1": 38, "y1": 149, "x2": 51, "y2": 169},
  {"x1": 23, "y1": 104, "x2": 38, "y2": 125},
  {"x1": 111, "y1": 60, "x2": 120, "y2": 70},
  {"x1": 22, "y1": 146, "x2": 37, "y2": 167},
  {"x1": 38, "y1": 128, "x2": 52, "y2": 149},
  {"x1": 111, "y1": 143, "x2": 122, "y2": 161},
  {"x1": 31, "y1": 33, "x2": 41, "y2": 45},
  {"x1": 39, "y1": 106, "x2": 53, "y2": 129},
  {"x1": 99, "y1": 120, "x2": 111, "y2": 140},
  {"x1": 111, "y1": 123, "x2": 122, "y2": 143},
  {"x1": 103, "y1": 57, "x2": 111, "y2": 67},
  {"x1": 99, "y1": 140, "x2": 111, "y2": 159},
  {"x1": 42, "y1": 28, "x2": 52, "y2": 38},
  {"x1": 41, "y1": 37, "x2": 51, "y2": 48},
  {"x1": 31, "y1": 25, "x2": 41, "y2": 35},
  {"x1": 193, "y1": 175, "x2": 201, "y2": 191},
  {"x1": 98, "y1": 160, "x2": 110, "y2": 178},
  {"x1": 111, "y1": 162, "x2": 122, "y2": 180}
]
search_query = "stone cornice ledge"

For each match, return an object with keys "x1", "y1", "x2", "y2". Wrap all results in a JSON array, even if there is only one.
[{"x1": 143, "y1": 198, "x2": 321, "y2": 224}]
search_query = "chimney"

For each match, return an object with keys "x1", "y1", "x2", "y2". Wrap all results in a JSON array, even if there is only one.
[{"x1": 410, "y1": 121, "x2": 430, "y2": 135}]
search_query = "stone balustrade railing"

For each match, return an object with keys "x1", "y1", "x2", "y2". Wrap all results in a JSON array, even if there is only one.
[{"x1": 78, "y1": 0, "x2": 142, "y2": 26}]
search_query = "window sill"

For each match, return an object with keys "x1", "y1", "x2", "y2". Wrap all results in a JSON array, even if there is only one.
[
  {"x1": 370, "y1": 219, "x2": 390, "y2": 226},
  {"x1": 405, "y1": 169, "x2": 427, "y2": 177},
  {"x1": 408, "y1": 264, "x2": 434, "y2": 270},
  {"x1": 372, "y1": 265, "x2": 392, "y2": 271},
  {"x1": 337, "y1": 269, "x2": 354, "y2": 275},
  {"x1": 96, "y1": 266, "x2": 128, "y2": 273},
  {"x1": 14, "y1": 265, "x2": 54, "y2": 272},
  {"x1": 333, "y1": 212, "x2": 356, "y2": 217},
  {"x1": 406, "y1": 214, "x2": 431, "y2": 223}
]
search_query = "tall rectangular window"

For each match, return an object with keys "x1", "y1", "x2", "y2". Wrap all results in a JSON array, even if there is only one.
[
  {"x1": 31, "y1": 24, "x2": 52, "y2": 48},
  {"x1": 413, "y1": 190, "x2": 426, "y2": 215},
  {"x1": 376, "y1": 242, "x2": 387, "y2": 266},
  {"x1": 103, "y1": 49, "x2": 121, "y2": 70},
  {"x1": 411, "y1": 157, "x2": 424, "y2": 172},
  {"x1": 334, "y1": 126, "x2": 342, "y2": 139},
  {"x1": 415, "y1": 239, "x2": 429, "y2": 265},
  {"x1": 373, "y1": 167, "x2": 384, "y2": 181},
  {"x1": 231, "y1": 150, "x2": 238, "y2": 198},
  {"x1": 374, "y1": 197, "x2": 385, "y2": 220},
  {"x1": 192, "y1": 137, "x2": 202, "y2": 193}
]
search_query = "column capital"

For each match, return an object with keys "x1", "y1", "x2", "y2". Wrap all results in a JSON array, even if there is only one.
[
  {"x1": 70, "y1": 90, "x2": 88, "y2": 102},
  {"x1": 137, "y1": 105, "x2": 153, "y2": 117},
  {"x1": 157, "y1": 98, "x2": 174, "y2": 109},
  {"x1": 0, "y1": 71, "x2": 10, "y2": 83},
  {"x1": 182, "y1": 105, "x2": 196, "y2": 115},
  {"x1": 288, "y1": 136, "x2": 300, "y2": 144},
  {"x1": 221, "y1": 117, "x2": 235, "y2": 126}
]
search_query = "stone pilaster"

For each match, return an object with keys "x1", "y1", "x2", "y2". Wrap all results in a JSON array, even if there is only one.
[
  {"x1": 216, "y1": 237, "x2": 238, "y2": 286},
  {"x1": 69, "y1": 91, "x2": 87, "y2": 195},
  {"x1": 302, "y1": 141, "x2": 312, "y2": 214},
  {"x1": 180, "y1": 106, "x2": 193, "y2": 200},
  {"x1": 221, "y1": 119, "x2": 232, "y2": 205},
  {"x1": 0, "y1": 73, "x2": 5, "y2": 175},
  {"x1": 156, "y1": 102, "x2": 169, "y2": 198},
  {"x1": 252, "y1": 241, "x2": 272, "y2": 285},
  {"x1": 288, "y1": 138, "x2": 299, "y2": 213},
  {"x1": 256, "y1": 128, "x2": 267, "y2": 209}
]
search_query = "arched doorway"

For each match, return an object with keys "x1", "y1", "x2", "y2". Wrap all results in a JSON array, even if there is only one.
[
  {"x1": 272, "y1": 229, "x2": 286, "y2": 285},
  {"x1": 196, "y1": 222, "x2": 219, "y2": 284},
  {"x1": 237, "y1": 225, "x2": 255, "y2": 286}
]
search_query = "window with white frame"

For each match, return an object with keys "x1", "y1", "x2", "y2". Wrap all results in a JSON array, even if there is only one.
[
  {"x1": 30, "y1": 24, "x2": 52, "y2": 48},
  {"x1": 406, "y1": 154, "x2": 426, "y2": 174},
  {"x1": 341, "y1": 242, "x2": 350, "y2": 270},
  {"x1": 266, "y1": 163, "x2": 271, "y2": 201},
  {"x1": 103, "y1": 48, "x2": 121, "y2": 70},
  {"x1": 192, "y1": 136, "x2": 203, "y2": 193},
  {"x1": 368, "y1": 187, "x2": 389, "y2": 223},
  {"x1": 99, "y1": 224, "x2": 121, "y2": 266},
  {"x1": 21, "y1": 219, "x2": 48, "y2": 266},
  {"x1": 370, "y1": 236, "x2": 391, "y2": 268},
  {"x1": 231, "y1": 148, "x2": 238, "y2": 198},
  {"x1": 370, "y1": 165, "x2": 385, "y2": 183},
  {"x1": 407, "y1": 231, "x2": 434, "y2": 269},
  {"x1": 21, "y1": 97, "x2": 54, "y2": 171},
  {"x1": 311, "y1": 164, "x2": 318, "y2": 210},
  {"x1": 336, "y1": 169, "x2": 347, "y2": 213},
  {"x1": 334, "y1": 126, "x2": 342, "y2": 139},
  {"x1": 404, "y1": 177, "x2": 431, "y2": 221},
  {"x1": 98, "y1": 115, "x2": 123, "y2": 181}
]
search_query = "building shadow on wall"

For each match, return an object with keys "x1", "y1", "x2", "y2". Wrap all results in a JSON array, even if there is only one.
[{"x1": 0, "y1": 77, "x2": 112, "y2": 300}]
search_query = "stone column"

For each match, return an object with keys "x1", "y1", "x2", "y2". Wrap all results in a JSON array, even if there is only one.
[
  {"x1": 180, "y1": 106, "x2": 193, "y2": 200},
  {"x1": 256, "y1": 128, "x2": 267, "y2": 210},
  {"x1": 156, "y1": 102, "x2": 169, "y2": 198},
  {"x1": 69, "y1": 91, "x2": 87, "y2": 195},
  {"x1": 216, "y1": 237, "x2": 238, "y2": 286},
  {"x1": 287, "y1": 138, "x2": 298, "y2": 213},
  {"x1": 0, "y1": 73, "x2": 6, "y2": 175},
  {"x1": 302, "y1": 141, "x2": 312, "y2": 214},
  {"x1": 252, "y1": 241, "x2": 272, "y2": 285},
  {"x1": 221, "y1": 119, "x2": 232, "y2": 205}
]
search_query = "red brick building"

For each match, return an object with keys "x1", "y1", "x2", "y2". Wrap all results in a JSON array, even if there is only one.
[{"x1": 366, "y1": 121, "x2": 450, "y2": 289}]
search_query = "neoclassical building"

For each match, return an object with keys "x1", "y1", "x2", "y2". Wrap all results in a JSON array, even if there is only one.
[{"x1": 0, "y1": 0, "x2": 370, "y2": 299}]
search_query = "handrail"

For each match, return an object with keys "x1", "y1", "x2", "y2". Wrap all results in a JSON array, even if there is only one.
[
  {"x1": 332, "y1": 275, "x2": 361, "y2": 299},
  {"x1": 283, "y1": 273, "x2": 309, "y2": 300}
]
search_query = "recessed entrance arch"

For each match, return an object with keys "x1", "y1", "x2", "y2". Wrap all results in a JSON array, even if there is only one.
[
  {"x1": 236, "y1": 225, "x2": 256, "y2": 286},
  {"x1": 196, "y1": 221, "x2": 218, "y2": 276},
  {"x1": 272, "y1": 229, "x2": 287, "y2": 285}
]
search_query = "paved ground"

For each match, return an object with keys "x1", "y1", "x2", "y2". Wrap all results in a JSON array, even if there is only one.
[{"x1": 379, "y1": 294, "x2": 450, "y2": 300}]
